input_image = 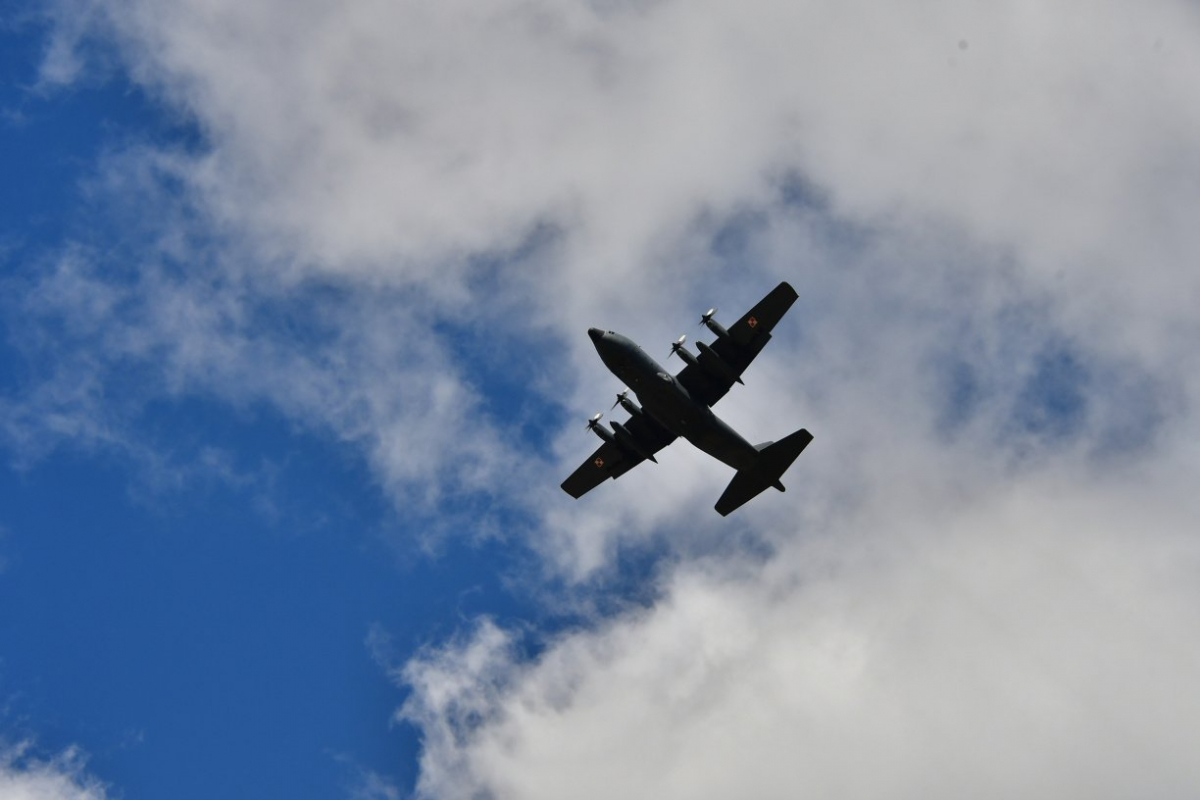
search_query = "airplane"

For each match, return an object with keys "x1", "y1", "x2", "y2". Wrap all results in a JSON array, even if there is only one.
[{"x1": 562, "y1": 281, "x2": 812, "y2": 516}]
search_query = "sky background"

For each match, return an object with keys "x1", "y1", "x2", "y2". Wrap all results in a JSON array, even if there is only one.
[{"x1": 3, "y1": 1, "x2": 1200, "y2": 798}]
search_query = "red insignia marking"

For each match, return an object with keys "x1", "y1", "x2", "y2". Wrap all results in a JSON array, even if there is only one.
[
  {"x1": 595, "y1": 457, "x2": 605, "y2": 468},
  {"x1": 748, "y1": 316, "x2": 758, "y2": 328}
]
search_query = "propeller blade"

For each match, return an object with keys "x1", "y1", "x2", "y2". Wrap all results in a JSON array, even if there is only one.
[
  {"x1": 610, "y1": 390, "x2": 629, "y2": 411},
  {"x1": 669, "y1": 333, "x2": 688, "y2": 358},
  {"x1": 699, "y1": 307, "x2": 717, "y2": 326},
  {"x1": 668, "y1": 333, "x2": 687, "y2": 357},
  {"x1": 583, "y1": 411, "x2": 604, "y2": 431}
]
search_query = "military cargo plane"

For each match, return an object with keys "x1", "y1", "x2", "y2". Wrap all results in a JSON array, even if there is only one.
[{"x1": 562, "y1": 281, "x2": 812, "y2": 516}]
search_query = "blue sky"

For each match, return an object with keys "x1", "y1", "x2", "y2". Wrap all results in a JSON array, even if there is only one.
[{"x1": 4, "y1": 2, "x2": 1200, "y2": 798}]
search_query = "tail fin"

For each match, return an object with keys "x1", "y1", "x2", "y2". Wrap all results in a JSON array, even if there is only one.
[{"x1": 714, "y1": 428, "x2": 813, "y2": 516}]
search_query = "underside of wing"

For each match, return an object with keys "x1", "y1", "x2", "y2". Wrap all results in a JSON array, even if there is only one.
[
  {"x1": 561, "y1": 414, "x2": 677, "y2": 499},
  {"x1": 561, "y1": 441, "x2": 627, "y2": 498},
  {"x1": 676, "y1": 281, "x2": 799, "y2": 407}
]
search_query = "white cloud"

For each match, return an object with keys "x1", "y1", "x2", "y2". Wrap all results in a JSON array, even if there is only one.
[
  {"x1": 401, "y1": 457, "x2": 1200, "y2": 799},
  {"x1": 51, "y1": 0, "x2": 1200, "y2": 328},
  {"x1": 0, "y1": 742, "x2": 110, "y2": 800},
  {"x1": 27, "y1": 0, "x2": 1200, "y2": 496},
  {"x1": 17, "y1": 1, "x2": 1200, "y2": 796}
]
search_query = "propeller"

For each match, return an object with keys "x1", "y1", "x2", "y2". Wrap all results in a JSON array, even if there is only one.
[
  {"x1": 699, "y1": 307, "x2": 717, "y2": 326},
  {"x1": 583, "y1": 411, "x2": 604, "y2": 432},
  {"x1": 668, "y1": 334, "x2": 687, "y2": 359},
  {"x1": 610, "y1": 389, "x2": 630, "y2": 411}
]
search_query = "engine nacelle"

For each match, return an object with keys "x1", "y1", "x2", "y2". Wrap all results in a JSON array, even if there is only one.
[
  {"x1": 613, "y1": 390, "x2": 644, "y2": 418},
  {"x1": 585, "y1": 413, "x2": 615, "y2": 446},
  {"x1": 696, "y1": 340, "x2": 744, "y2": 386},
  {"x1": 610, "y1": 420, "x2": 658, "y2": 464},
  {"x1": 669, "y1": 335, "x2": 701, "y2": 369}
]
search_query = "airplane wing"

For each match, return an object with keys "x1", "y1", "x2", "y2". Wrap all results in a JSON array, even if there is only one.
[
  {"x1": 675, "y1": 281, "x2": 799, "y2": 408},
  {"x1": 560, "y1": 413, "x2": 677, "y2": 499}
]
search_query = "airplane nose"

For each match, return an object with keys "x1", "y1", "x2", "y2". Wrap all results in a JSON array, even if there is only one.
[{"x1": 588, "y1": 328, "x2": 604, "y2": 342}]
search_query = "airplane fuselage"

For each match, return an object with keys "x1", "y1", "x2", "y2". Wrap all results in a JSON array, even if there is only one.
[{"x1": 588, "y1": 328, "x2": 760, "y2": 472}]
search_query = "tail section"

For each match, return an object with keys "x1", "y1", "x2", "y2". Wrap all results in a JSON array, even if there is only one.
[{"x1": 715, "y1": 429, "x2": 813, "y2": 516}]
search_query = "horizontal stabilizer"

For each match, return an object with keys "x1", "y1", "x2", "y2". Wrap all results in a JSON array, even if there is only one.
[{"x1": 715, "y1": 428, "x2": 812, "y2": 516}]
